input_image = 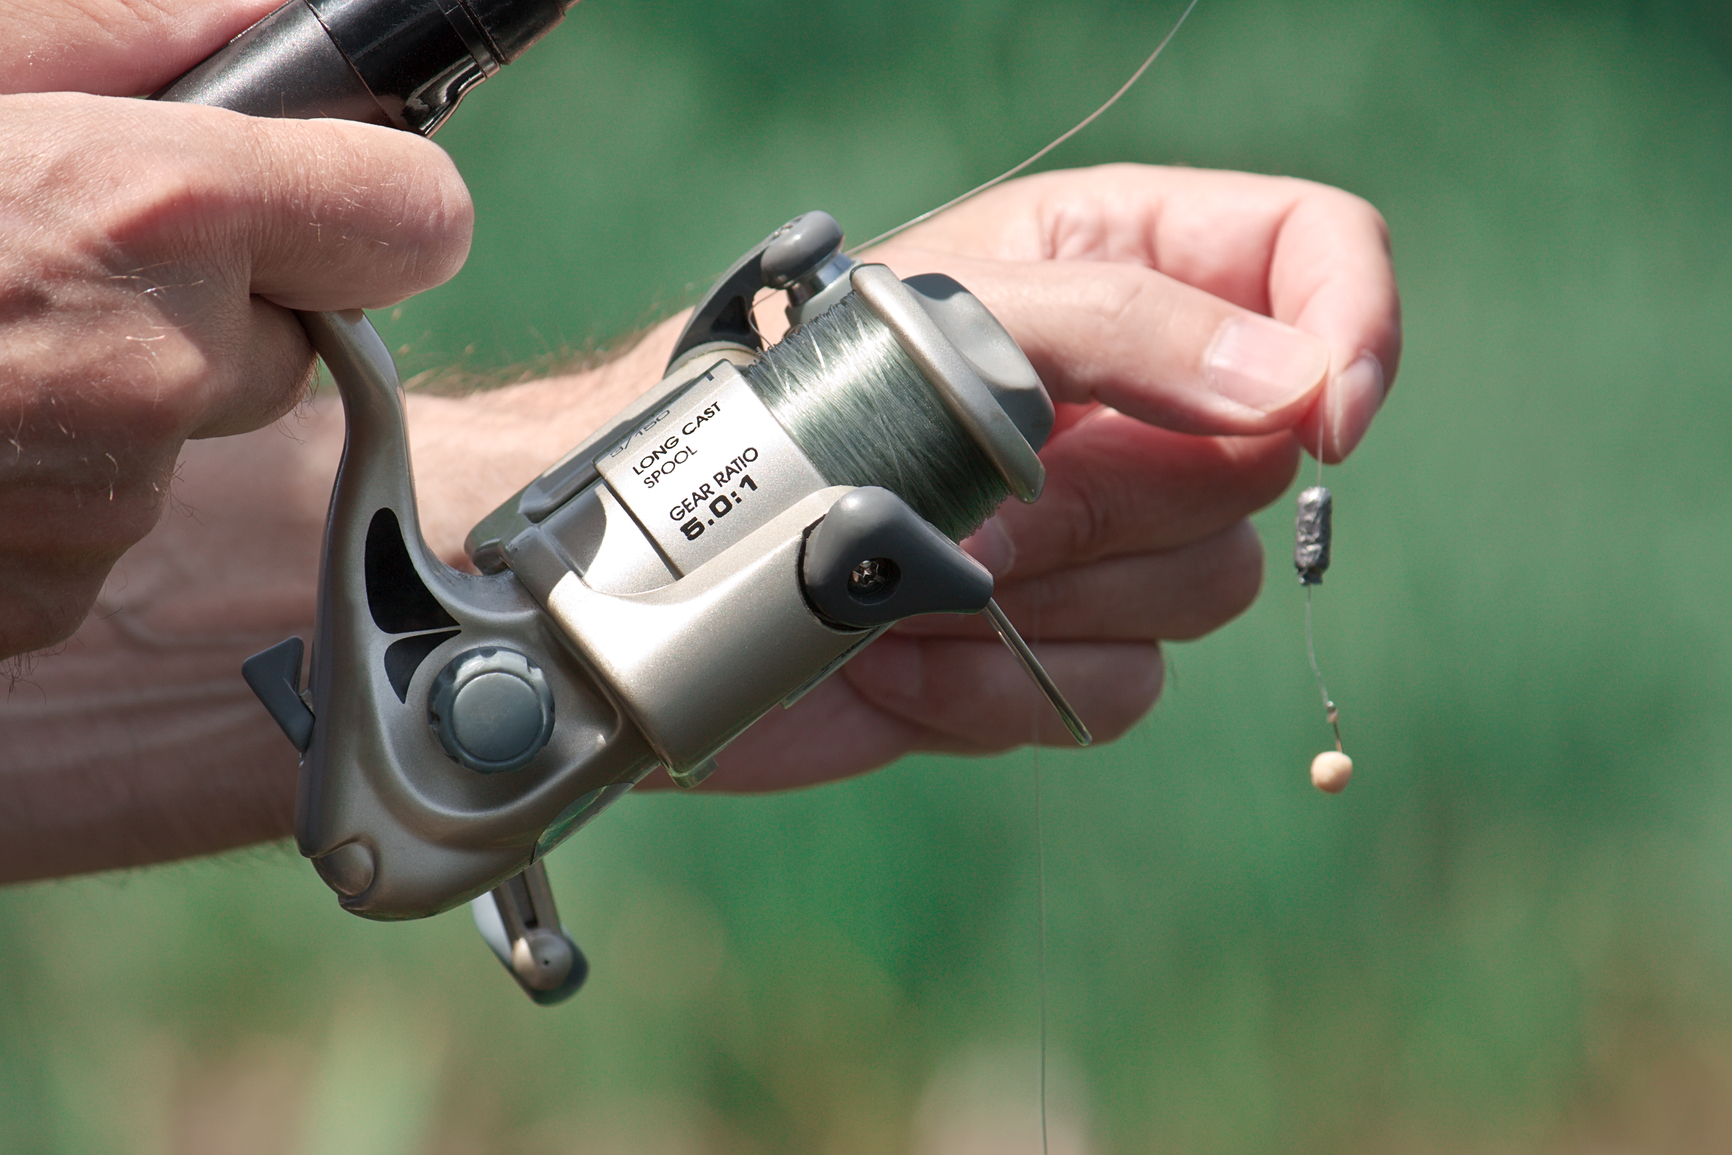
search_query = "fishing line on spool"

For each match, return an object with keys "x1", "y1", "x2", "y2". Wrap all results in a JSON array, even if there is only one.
[{"x1": 745, "y1": 293, "x2": 1006, "y2": 541}]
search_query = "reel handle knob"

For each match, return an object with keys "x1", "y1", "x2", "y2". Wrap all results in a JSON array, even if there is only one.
[
  {"x1": 473, "y1": 861, "x2": 589, "y2": 1004},
  {"x1": 511, "y1": 927, "x2": 578, "y2": 990}
]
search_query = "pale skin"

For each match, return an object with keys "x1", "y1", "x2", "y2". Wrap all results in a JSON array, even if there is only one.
[{"x1": 0, "y1": 2, "x2": 1401, "y2": 882}]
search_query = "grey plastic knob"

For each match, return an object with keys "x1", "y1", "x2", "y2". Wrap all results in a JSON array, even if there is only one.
[
  {"x1": 511, "y1": 928, "x2": 578, "y2": 991},
  {"x1": 428, "y1": 647, "x2": 555, "y2": 773},
  {"x1": 762, "y1": 211, "x2": 845, "y2": 287}
]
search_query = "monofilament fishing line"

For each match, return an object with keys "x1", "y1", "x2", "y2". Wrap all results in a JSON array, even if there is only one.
[
  {"x1": 748, "y1": 288, "x2": 1062, "y2": 1149},
  {"x1": 742, "y1": 0, "x2": 1210, "y2": 1142}
]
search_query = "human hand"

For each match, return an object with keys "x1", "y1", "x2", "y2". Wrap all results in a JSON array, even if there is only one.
[
  {"x1": 0, "y1": 3, "x2": 472, "y2": 659},
  {"x1": 710, "y1": 164, "x2": 1401, "y2": 788},
  {"x1": 0, "y1": 163, "x2": 1396, "y2": 877}
]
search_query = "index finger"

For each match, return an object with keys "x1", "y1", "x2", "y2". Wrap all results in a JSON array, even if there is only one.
[
  {"x1": 885, "y1": 164, "x2": 1403, "y2": 460},
  {"x1": 2, "y1": 0, "x2": 281, "y2": 97}
]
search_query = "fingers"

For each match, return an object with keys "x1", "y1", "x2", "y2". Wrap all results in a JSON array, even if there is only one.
[
  {"x1": 1272, "y1": 192, "x2": 1401, "y2": 461},
  {"x1": 207, "y1": 297, "x2": 323, "y2": 439},
  {"x1": 3, "y1": 0, "x2": 283, "y2": 97},
  {"x1": 843, "y1": 635, "x2": 1164, "y2": 750},
  {"x1": 998, "y1": 410, "x2": 1297, "y2": 575},
  {"x1": 703, "y1": 165, "x2": 1398, "y2": 793},
  {"x1": 709, "y1": 636, "x2": 1163, "y2": 792},
  {"x1": 876, "y1": 164, "x2": 1402, "y2": 459},
  {"x1": 708, "y1": 425, "x2": 1275, "y2": 791},
  {"x1": 0, "y1": 92, "x2": 472, "y2": 656},
  {"x1": 148, "y1": 104, "x2": 474, "y2": 313},
  {"x1": 883, "y1": 251, "x2": 1330, "y2": 438},
  {"x1": 898, "y1": 520, "x2": 1265, "y2": 644},
  {"x1": 15, "y1": 94, "x2": 472, "y2": 311},
  {"x1": 1001, "y1": 523, "x2": 1261, "y2": 641},
  {"x1": 707, "y1": 675, "x2": 934, "y2": 792},
  {"x1": 0, "y1": 93, "x2": 473, "y2": 438},
  {"x1": 195, "y1": 107, "x2": 472, "y2": 431}
]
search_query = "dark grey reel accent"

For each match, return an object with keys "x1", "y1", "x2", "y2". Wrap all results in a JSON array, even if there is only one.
[
  {"x1": 241, "y1": 636, "x2": 316, "y2": 753},
  {"x1": 428, "y1": 647, "x2": 556, "y2": 773},
  {"x1": 801, "y1": 488, "x2": 995, "y2": 629}
]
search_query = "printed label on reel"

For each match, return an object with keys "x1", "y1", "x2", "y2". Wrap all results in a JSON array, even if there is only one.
[{"x1": 596, "y1": 359, "x2": 828, "y2": 575}]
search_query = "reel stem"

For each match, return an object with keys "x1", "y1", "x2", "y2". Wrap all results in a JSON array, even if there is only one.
[{"x1": 983, "y1": 599, "x2": 1092, "y2": 747}]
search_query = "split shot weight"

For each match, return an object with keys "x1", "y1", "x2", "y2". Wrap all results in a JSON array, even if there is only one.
[{"x1": 1294, "y1": 485, "x2": 1333, "y2": 586}]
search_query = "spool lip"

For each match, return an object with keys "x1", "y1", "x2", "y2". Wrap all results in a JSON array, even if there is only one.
[{"x1": 849, "y1": 265, "x2": 1046, "y2": 503}]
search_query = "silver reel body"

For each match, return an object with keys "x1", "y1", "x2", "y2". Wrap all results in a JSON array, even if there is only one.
[{"x1": 244, "y1": 213, "x2": 1066, "y2": 1001}]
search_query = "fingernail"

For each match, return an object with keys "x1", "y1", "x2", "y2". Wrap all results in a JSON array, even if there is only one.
[
  {"x1": 962, "y1": 516, "x2": 1016, "y2": 578},
  {"x1": 1205, "y1": 316, "x2": 1330, "y2": 414},
  {"x1": 1329, "y1": 353, "x2": 1387, "y2": 458}
]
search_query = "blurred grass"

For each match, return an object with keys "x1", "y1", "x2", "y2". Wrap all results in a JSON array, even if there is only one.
[{"x1": 7, "y1": 0, "x2": 1732, "y2": 1150}]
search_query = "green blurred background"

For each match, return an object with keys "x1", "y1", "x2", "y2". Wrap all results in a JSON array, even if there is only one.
[{"x1": 6, "y1": 0, "x2": 1732, "y2": 1150}]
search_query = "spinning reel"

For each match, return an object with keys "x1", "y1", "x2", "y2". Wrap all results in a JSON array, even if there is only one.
[
  {"x1": 246, "y1": 213, "x2": 1084, "y2": 1003},
  {"x1": 170, "y1": 0, "x2": 1086, "y2": 1004}
]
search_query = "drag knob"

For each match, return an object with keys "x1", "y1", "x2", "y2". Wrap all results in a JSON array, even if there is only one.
[{"x1": 428, "y1": 647, "x2": 555, "y2": 773}]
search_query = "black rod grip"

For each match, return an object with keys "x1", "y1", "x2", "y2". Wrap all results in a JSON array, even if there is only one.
[
  {"x1": 155, "y1": 0, "x2": 390, "y2": 125},
  {"x1": 157, "y1": 0, "x2": 575, "y2": 134}
]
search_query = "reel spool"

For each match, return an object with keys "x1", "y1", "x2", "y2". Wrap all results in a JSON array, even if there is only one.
[{"x1": 244, "y1": 211, "x2": 1084, "y2": 1003}]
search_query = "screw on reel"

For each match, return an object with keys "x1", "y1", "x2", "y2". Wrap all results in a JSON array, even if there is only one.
[{"x1": 848, "y1": 558, "x2": 900, "y2": 599}]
